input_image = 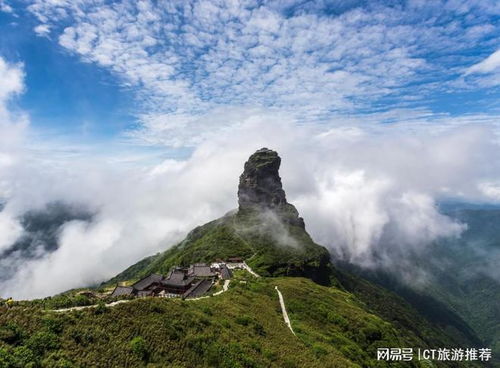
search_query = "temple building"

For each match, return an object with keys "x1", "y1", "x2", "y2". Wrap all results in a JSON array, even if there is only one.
[{"x1": 110, "y1": 259, "x2": 240, "y2": 299}]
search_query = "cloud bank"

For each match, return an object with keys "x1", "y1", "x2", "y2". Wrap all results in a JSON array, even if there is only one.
[
  {"x1": 3, "y1": 0, "x2": 500, "y2": 297},
  {"x1": 24, "y1": 0, "x2": 500, "y2": 145},
  {"x1": 1, "y1": 101, "x2": 500, "y2": 298}
]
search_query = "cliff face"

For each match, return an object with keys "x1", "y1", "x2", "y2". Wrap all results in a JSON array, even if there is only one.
[
  {"x1": 238, "y1": 148, "x2": 286, "y2": 209},
  {"x1": 238, "y1": 148, "x2": 305, "y2": 228}
]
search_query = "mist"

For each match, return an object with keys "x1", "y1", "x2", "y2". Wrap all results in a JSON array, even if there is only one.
[
  {"x1": 2, "y1": 109, "x2": 500, "y2": 299},
  {"x1": 1, "y1": 58, "x2": 500, "y2": 297}
]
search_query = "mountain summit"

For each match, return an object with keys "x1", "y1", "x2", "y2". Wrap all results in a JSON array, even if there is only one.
[
  {"x1": 107, "y1": 148, "x2": 332, "y2": 285},
  {"x1": 238, "y1": 148, "x2": 305, "y2": 228},
  {"x1": 238, "y1": 148, "x2": 286, "y2": 210}
]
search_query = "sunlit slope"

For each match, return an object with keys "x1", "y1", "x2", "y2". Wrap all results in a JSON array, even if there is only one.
[{"x1": 1, "y1": 277, "x2": 483, "y2": 367}]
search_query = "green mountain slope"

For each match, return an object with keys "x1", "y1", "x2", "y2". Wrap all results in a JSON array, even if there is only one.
[
  {"x1": 96, "y1": 148, "x2": 488, "y2": 367},
  {"x1": 0, "y1": 276, "x2": 485, "y2": 367}
]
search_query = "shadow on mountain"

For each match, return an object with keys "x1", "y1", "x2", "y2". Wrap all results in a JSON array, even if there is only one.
[{"x1": 334, "y1": 261, "x2": 484, "y2": 347}]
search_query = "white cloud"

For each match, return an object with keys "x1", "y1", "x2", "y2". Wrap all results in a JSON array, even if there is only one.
[
  {"x1": 33, "y1": 24, "x2": 51, "y2": 36},
  {"x1": 1, "y1": 112, "x2": 500, "y2": 298},
  {"x1": 0, "y1": 0, "x2": 12, "y2": 13},
  {"x1": 463, "y1": 48, "x2": 500, "y2": 87},
  {"x1": 465, "y1": 49, "x2": 500, "y2": 75},
  {"x1": 25, "y1": 0, "x2": 500, "y2": 146},
  {"x1": 0, "y1": 211, "x2": 22, "y2": 252},
  {"x1": 0, "y1": 57, "x2": 28, "y2": 170},
  {"x1": 478, "y1": 181, "x2": 500, "y2": 199},
  {"x1": 0, "y1": 58, "x2": 24, "y2": 108}
]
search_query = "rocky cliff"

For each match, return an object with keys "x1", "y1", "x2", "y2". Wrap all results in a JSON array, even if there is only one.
[{"x1": 238, "y1": 148, "x2": 305, "y2": 228}]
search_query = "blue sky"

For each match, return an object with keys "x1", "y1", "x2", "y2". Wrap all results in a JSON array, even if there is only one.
[
  {"x1": 0, "y1": 0, "x2": 500, "y2": 151},
  {"x1": 0, "y1": 3, "x2": 135, "y2": 141}
]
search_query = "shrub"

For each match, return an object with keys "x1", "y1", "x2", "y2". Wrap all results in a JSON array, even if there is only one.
[
  {"x1": 0, "y1": 347, "x2": 14, "y2": 368},
  {"x1": 41, "y1": 351, "x2": 75, "y2": 368},
  {"x1": 130, "y1": 336, "x2": 148, "y2": 361},
  {"x1": 69, "y1": 328, "x2": 94, "y2": 346},
  {"x1": 282, "y1": 359, "x2": 297, "y2": 368},
  {"x1": 327, "y1": 312, "x2": 348, "y2": 328},
  {"x1": 94, "y1": 301, "x2": 107, "y2": 315},
  {"x1": 235, "y1": 315, "x2": 251, "y2": 326},
  {"x1": 26, "y1": 331, "x2": 60, "y2": 356},
  {"x1": 361, "y1": 325, "x2": 382, "y2": 343},
  {"x1": 263, "y1": 349, "x2": 277, "y2": 361},
  {"x1": 252, "y1": 323, "x2": 266, "y2": 336},
  {"x1": 42, "y1": 317, "x2": 63, "y2": 334},
  {"x1": 0, "y1": 323, "x2": 25, "y2": 345},
  {"x1": 201, "y1": 305, "x2": 212, "y2": 316},
  {"x1": 312, "y1": 343, "x2": 327, "y2": 358},
  {"x1": 12, "y1": 346, "x2": 37, "y2": 368}
]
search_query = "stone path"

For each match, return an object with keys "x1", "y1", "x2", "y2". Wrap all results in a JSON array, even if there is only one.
[
  {"x1": 242, "y1": 262, "x2": 260, "y2": 277},
  {"x1": 213, "y1": 279, "x2": 231, "y2": 296},
  {"x1": 275, "y1": 286, "x2": 296, "y2": 335},
  {"x1": 51, "y1": 299, "x2": 129, "y2": 313}
]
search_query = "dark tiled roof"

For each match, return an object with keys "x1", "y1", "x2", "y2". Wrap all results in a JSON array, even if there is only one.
[
  {"x1": 183, "y1": 279, "x2": 213, "y2": 299},
  {"x1": 188, "y1": 264, "x2": 215, "y2": 278},
  {"x1": 111, "y1": 286, "x2": 134, "y2": 297},
  {"x1": 132, "y1": 274, "x2": 164, "y2": 291},
  {"x1": 169, "y1": 270, "x2": 186, "y2": 283},
  {"x1": 220, "y1": 265, "x2": 233, "y2": 279},
  {"x1": 162, "y1": 269, "x2": 193, "y2": 287}
]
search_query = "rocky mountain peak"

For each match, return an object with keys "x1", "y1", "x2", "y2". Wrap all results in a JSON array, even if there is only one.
[
  {"x1": 238, "y1": 148, "x2": 286, "y2": 209},
  {"x1": 238, "y1": 148, "x2": 304, "y2": 228}
]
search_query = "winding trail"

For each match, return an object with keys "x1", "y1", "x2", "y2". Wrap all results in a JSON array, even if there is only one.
[
  {"x1": 51, "y1": 299, "x2": 129, "y2": 313},
  {"x1": 275, "y1": 286, "x2": 296, "y2": 335},
  {"x1": 213, "y1": 279, "x2": 231, "y2": 296},
  {"x1": 242, "y1": 262, "x2": 260, "y2": 278}
]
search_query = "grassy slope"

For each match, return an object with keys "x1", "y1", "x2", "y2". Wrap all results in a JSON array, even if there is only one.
[{"x1": 0, "y1": 276, "x2": 482, "y2": 368}]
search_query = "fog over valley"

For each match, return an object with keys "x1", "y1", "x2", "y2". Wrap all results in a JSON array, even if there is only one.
[{"x1": 1, "y1": 110, "x2": 500, "y2": 298}]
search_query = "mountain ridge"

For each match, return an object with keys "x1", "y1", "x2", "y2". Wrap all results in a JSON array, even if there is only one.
[{"x1": 105, "y1": 148, "x2": 334, "y2": 286}]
